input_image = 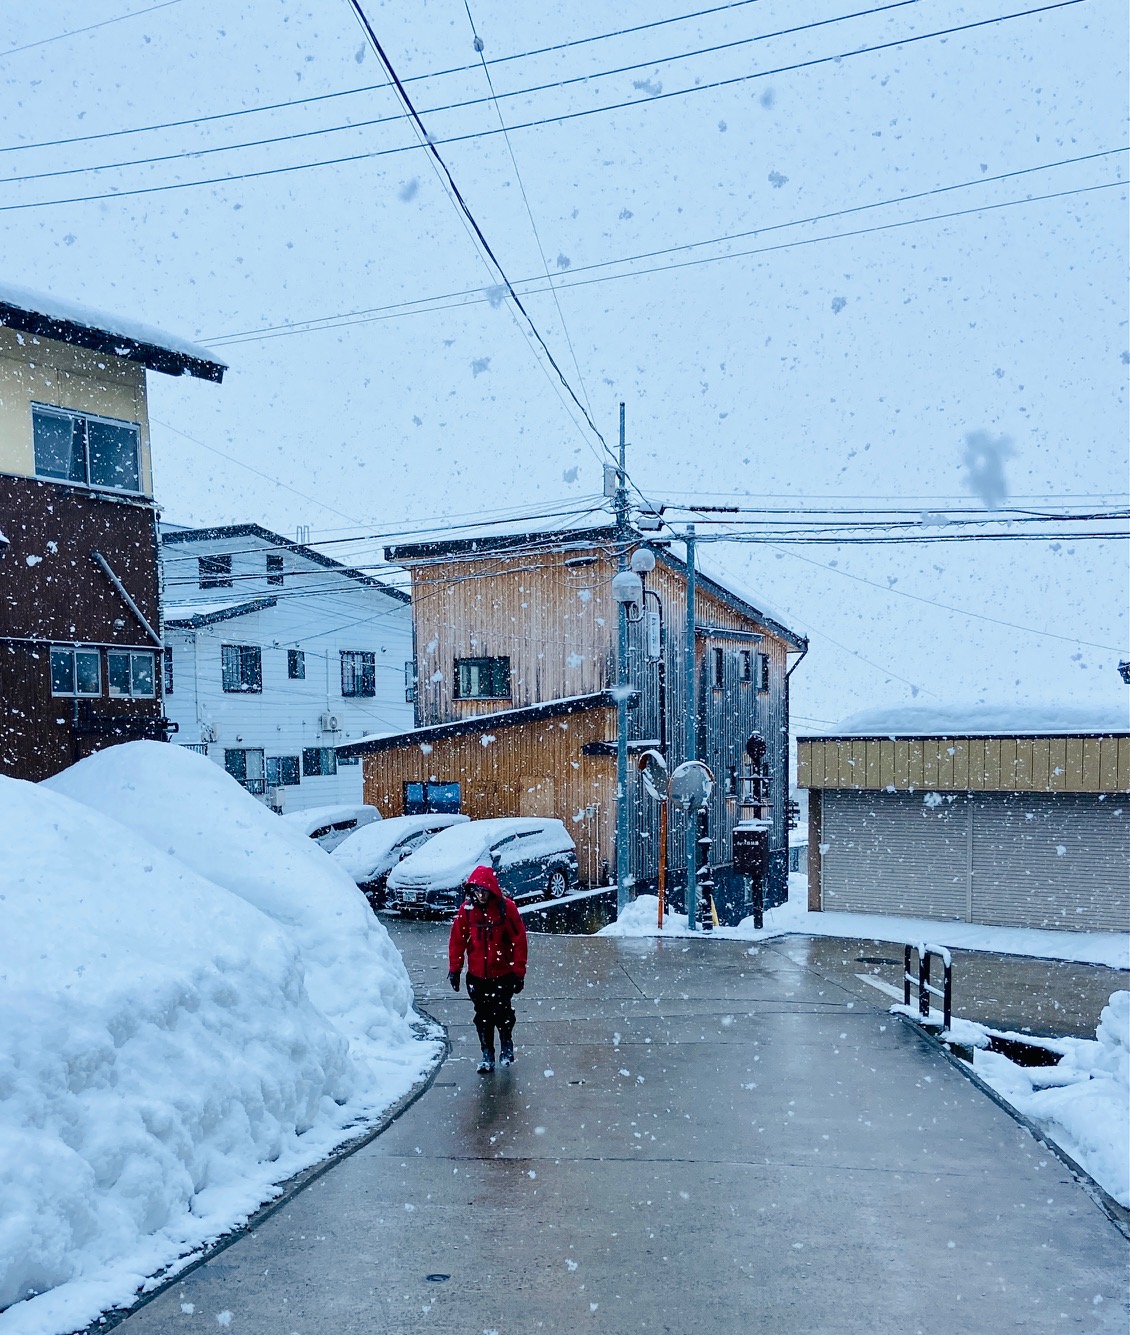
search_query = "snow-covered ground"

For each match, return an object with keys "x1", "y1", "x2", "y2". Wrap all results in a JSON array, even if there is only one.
[
  {"x1": 1, "y1": 743, "x2": 441, "y2": 1335},
  {"x1": 966, "y1": 993, "x2": 1129, "y2": 1208},
  {"x1": 601, "y1": 876, "x2": 1130, "y2": 969}
]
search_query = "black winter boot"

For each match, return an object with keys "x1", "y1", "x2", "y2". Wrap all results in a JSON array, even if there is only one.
[
  {"x1": 477, "y1": 1047, "x2": 495, "y2": 1074},
  {"x1": 499, "y1": 1029, "x2": 515, "y2": 1066}
]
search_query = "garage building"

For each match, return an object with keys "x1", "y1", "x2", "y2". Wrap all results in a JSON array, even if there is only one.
[{"x1": 797, "y1": 707, "x2": 1129, "y2": 934}]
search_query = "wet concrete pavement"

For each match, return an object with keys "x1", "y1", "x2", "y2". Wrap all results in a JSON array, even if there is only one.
[{"x1": 118, "y1": 922, "x2": 1128, "y2": 1335}]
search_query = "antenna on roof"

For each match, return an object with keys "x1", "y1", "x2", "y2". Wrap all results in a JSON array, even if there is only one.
[{"x1": 295, "y1": 525, "x2": 311, "y2": 544}]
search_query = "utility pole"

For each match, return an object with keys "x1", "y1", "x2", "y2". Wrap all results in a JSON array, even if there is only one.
[
  {"x1": 615, "y1": 403, "x2": 631, "y2": 916},
  {"x1": 683, "y1": 523, "x2": 698, "y2": 929}
]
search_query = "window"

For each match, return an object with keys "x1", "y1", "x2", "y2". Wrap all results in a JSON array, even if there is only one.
[
  {"x1": 50, "y1": 646, "x2": 101, "y2": 697},
  {"x1": 287, "y1": 649, "x2": 305, "y2": 680},
  {"x1": 225, "y1": 748, "x2": 265, "y2": 795},
  {"x1": 454, "y1": 656, "x2": 510, "y2": 700},
  {"x1": 221, "y1": 644, "x2": 262, "y2": 693},
  {"x1": 341, "y1": 650, "x2": 376, "y2": 697},
  {"x1": 404, "y1": 780, "x2": 461, "y2": 815},
  {"x1": 266, "y1": 755, "x2": 301, "y2": 786},
  {"x1": 302, "y1": 747, "x2": 338, "y2": 778},
  {"x1": 266, "y1": 553, "x2": 285, "y2": 586},
  {"x1": 758, "y1": 653, "x2": 770, "y2": 692},
  {"x1": 199, "y1": 553, "x2": 232, "y2": 590},
  {"x1": 712, "y1": 647, "x2": 724, "y2": 688},
  {"x1": 404, "y1": 660, "x2": 416, "y2": 703},
  {"x1": 32, "y1": 405, "x2": 141, "y2": 494},
  {"x1": 107, "y1": 650, "x2": 156, "y2": 698},
  {"x1": 739, "y1": 650, "x2": 752, "y2": 683},
  {"x1": 163, "y1": 646, "x2": 174, "y2": 695}
]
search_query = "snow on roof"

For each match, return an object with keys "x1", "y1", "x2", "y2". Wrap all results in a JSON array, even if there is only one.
[
  {"x1": 817, "y1": 702, "x2": 1130, "y2": 738},
  {"x1": 685, "y1": 546, "x2": 806, "y2": 649},
  {"x1": 165, "y1": 596, "x2": 276, "y2": 626},
  {"x1": 0, "y1": 280, "x2": 226, "y2": 382}
]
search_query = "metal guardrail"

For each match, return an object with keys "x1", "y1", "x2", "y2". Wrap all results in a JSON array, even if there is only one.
[{"x1": 903, "y1": 942, "x2": 953, "y2": 1031}]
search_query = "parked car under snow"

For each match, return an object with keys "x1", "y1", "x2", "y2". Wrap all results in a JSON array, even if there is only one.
[
  {"x1": 331, "y1": 813, "x2": 469, "y2": 909},
  {"x1": 386, "y1": 817, "x2": 578, "y2": 916},
  {"x1": 281, "y1": 803, "x2": 380, "y2": 852}
]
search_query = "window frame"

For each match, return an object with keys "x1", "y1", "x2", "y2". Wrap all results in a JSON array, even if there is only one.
[
  {"x1": 266, "y1": 755, "x2": 301, "y2": 787},
  {"x1": 221, "y1": 643, "x2": 263, "y2": 693},
  {"x1": 107, "y1": 649, "x2": 157, "y2": 699},
  {"x1": 712, "y1": 646, "x2": 725, "y2": 689},
  {"x1": 199, "y1": 553, "x2": 233, "y2": 590},
  {"x1": 224, "y1": 747, "x2": 265, "y2": 795},
  {"x1": 302, "y1": 746, "x2": 338, "y2": 778},
  {"x1": 758, "y1": 652, "x2": 771, "y2": 693},
  {"x1": 454, "y1": 655, "x2": 511, "y2": 701},
  {"x1": 340, "y1": 649, "x2": 376, "y2": 698},
  {"x1": 287, "y1": 649, "x2": 306, "y2": 680},
  {"x1": 266, "y1": 553, "x2": 285, "y2": 587},
  {"x1": 31, "y1": 403, "x2": 142, "y2": 495},
  {"x1": 739, "y1": 650, "x2": 752, "y2": 683},
  {"x1": 49, "y1": 645, "x2": 102, "y2": 698}
]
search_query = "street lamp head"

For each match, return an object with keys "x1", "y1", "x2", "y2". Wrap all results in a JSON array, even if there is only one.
[
  {"x1": 1119, "y1": 659, "x2": 1130, "y2": 685},
  {"x1": 611, "y1": 569, "x2": 644, "y2": 611},
  {"x1": 630, "y1": 547, "x2": 657, "y2": 576}
]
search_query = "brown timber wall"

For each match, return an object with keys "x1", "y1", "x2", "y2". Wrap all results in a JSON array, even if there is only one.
[
  {"x1": 362, "y1": 705, "x2": 619, "y2": 886},
  {"x1": 797, "y1": 735, "x2": 1130, "y2": 794}
]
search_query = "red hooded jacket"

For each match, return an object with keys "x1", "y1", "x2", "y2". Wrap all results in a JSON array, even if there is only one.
[{"x1": 448, "y1": 865, "x2": 528, "y2": 980}]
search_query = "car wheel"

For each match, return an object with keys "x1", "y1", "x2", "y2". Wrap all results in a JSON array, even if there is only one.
[{"x1": 544, "y1": 868, "x2": 569, "y2": 900}]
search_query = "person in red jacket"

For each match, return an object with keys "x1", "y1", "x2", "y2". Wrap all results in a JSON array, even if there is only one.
[{"x1": 448, "y1": 864, "x2": 528, "y2": 1073}]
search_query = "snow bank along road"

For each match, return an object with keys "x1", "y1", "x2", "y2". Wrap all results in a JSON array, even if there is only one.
[{"x1": 115, "y1": 922, "x2": 1127, "y2": 1335}]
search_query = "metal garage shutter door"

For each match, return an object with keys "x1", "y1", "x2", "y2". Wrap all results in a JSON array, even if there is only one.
[
  {"x1": 971, "y1": 793, "x2": 1130, "y2": 932},
  {"x1": 822, "y1": 791, "x2": 969, "y2": 920}
]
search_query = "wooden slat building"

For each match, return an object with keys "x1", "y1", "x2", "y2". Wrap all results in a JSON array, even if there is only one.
[
  {"x1": 339, "y1": 525, "x2": 807, "y2": 918},
  {"x1": 0, "y1": 285, "x2": 225, "y2": 781},
  {"x1": 798, "y1": 714, "x2": 1130, "y2": 933}
]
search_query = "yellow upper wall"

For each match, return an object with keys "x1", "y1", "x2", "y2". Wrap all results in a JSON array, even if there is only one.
[{"x1": 0, "y1": 325, "x2": 152, "y2": 495}]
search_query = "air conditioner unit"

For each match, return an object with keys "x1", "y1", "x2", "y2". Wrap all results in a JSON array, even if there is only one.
[{"x1": 319, "y1": 712, "x2": 342, "y2": 733}]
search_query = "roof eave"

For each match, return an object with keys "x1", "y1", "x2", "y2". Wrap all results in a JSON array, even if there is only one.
[{"x1": 0, "y1": 302, "x2": 226, "y2": 383}]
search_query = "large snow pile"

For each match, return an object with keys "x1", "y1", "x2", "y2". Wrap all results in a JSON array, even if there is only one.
[
  {"x1": 971, "y1": 992, "x2": 1130, "y2": 1207},
  {"x1": 1, "y1": 744, "x2": 439, "y2": 1335}
]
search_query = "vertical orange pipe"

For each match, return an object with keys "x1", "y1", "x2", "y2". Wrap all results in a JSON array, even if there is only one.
[{"x1": 657, "y1": 799, "x2": 668, "y2": 927}]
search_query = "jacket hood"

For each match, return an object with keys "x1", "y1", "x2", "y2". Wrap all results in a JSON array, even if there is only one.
[{"x1": 466, "y1": 864, "x2": 503, "y2": 896}]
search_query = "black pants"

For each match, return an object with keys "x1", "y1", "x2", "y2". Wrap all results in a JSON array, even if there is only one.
[{"x1": 466, "y1": 974, "x2": 516, "y2": 1053}]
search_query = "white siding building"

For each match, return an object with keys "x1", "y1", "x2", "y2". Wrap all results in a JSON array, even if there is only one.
[{"x1": 161, "y1": 524, "x2": 413, "y2": 812}]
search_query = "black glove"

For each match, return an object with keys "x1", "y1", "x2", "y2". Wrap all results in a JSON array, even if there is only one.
[
  {"x1": 510, "y1": 973, "x2": 524, "y2": 994},
  {"x1": 448, "y1": 970, "x2": 461, "y2": 992}
]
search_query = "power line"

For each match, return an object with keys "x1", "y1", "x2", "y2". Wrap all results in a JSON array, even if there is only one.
[
  {"x1": 344, "y1": 0, "x2": 614, "y2": 464},
  {"x1": 0, "y1": 0, "x2": 815, "y2": 153},
  {"x1": 1, "y1": 0, "x2": 925, "y2": 187},
  {"x1": 203, "y1": 167, "x2": 1126, "y2": 347},
  {"x1": 0, "y1": 0, "x2": 183, "y2": 61},
  {"x1": 764, "y1": 541, "x2": 1126, "y2": 651},
  {"x1": 0, "y1": 1, "x2": 1087, "y2": 213}
]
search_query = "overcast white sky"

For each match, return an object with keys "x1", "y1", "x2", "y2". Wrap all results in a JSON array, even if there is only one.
[{"x1": 3, "y1": 0, "x2": 1127, "y2": 730}]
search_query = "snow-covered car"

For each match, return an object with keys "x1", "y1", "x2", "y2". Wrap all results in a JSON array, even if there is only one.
[
  {"x1": 331, "y1": 813, "x2": 470, "y2": 909},
  {"x1": 386, "y1": 817, "x2": 578, "y2": 916},
  {"x1": 281, "y1": 803, "x2": 380, "y2": 852}
]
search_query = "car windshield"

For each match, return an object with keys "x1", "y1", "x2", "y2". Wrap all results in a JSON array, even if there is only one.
[
  {"x1": 332, "y1": 815, "x2": 467, "y2": 878},
  {"x1": 395, "y1": 818, "x2": 548, "y2": 874}
]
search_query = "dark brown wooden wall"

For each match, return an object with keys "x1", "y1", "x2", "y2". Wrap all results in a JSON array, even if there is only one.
[
  {"x1": 0, "y1": 472, "x2": 160, "y2": 643},
  {"x1": 0, "y1": 473, "x2": 163, "y2": 781}
]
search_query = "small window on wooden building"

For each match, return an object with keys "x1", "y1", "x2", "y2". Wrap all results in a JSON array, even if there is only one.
[
  {"x1": 712, "y1": 647, "x2": 724, "y2": 688},
  {"x1": 739, "y1": 650, "x2": 752, "y2": 682},
  {"x1": 50, "y1": 646, "x2": 101, "y2": 697},
  {"x1": 33, "y1": 405, "x2": 141, "y2": 494},
  {"x1": 455, "y1": 656, "x2": 510, "y2": 700},
  {"x1": 107, "y1": 650, "x2": 156, "y2": 698},
  {"x1": 758, "y1": 653, "x2": 770, "y2": 692},
  {"x1": 405, "y1": 780, "x2": 462, "y2": 814}
]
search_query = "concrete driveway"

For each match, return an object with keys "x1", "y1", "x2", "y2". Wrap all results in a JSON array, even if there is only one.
[{"x1": 115, "y1": 921, "x2": 1128, "y2": 1334}]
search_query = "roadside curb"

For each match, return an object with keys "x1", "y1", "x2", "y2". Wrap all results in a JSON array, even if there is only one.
[
  {"x1": 77, "y1": 1008, "x2": 451, "y2": 1334},
  {"x1": 892, "y1": 1010, "x2": 1130, "y2": 1242}
]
